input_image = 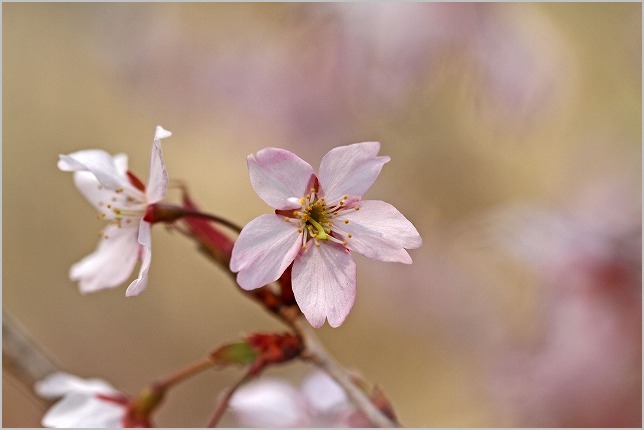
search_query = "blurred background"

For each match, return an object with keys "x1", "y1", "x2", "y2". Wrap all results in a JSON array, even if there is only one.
[{"x1": 3, "y1": 2, "x2": 641, "y2": 427}]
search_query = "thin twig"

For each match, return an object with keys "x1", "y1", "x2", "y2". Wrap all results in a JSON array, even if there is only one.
[
  {"x1": 289, "y1": 314, "x2": 400, "y2": 428},
  {"x1": 206, "y1": 370, "x2": 254, "y2": 427},
  {"x1": 152, "y1": 356, "x2": 215, "y2": 391}
]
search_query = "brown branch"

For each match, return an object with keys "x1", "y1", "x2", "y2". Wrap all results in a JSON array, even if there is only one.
[
  {"x1": 2, "y1": 311, "x2": 59, "y2": 388},
  {"x1": 2, "y1": 311, "x2": 60, "y2": 413},
  {"x1": 287, "y1": 314, "x2": 400, "y2": 428}
]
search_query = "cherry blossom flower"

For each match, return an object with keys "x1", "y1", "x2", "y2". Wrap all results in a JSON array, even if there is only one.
[
  {"x1": 58, "y1": 126, "x2": 171, "y2": 296},
  {"x1": 230, "y1": 142, "x2": 422, "y2": 327},
  {"x1": 35, "y1": 372, "x2": 129, "y2": 428},
  {"x1": 229, "y1": 370, "x2": 352, "y2": 427}
]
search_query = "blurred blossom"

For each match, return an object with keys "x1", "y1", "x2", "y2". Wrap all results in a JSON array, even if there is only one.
[
  {"x1": 469, "y1": 5, "x2": 573, "y2": 129},
  {"x1": 88, "y1": 3, "x2": 570, "y2": 145},
  {"x1": 485, "y1": 178, "x2": 642, "y2": 427},
  {"x1": 35, "y1": 372, "x2": 128, "y2": 428},
  {"x1": 230, "y1": 370, "x2": 352, "y2": 427}
]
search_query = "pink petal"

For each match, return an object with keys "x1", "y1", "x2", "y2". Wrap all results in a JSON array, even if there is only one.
[
  {"x1": 334, "y1": 200, "x2": 422, "y2": 263},
  {"x1": 145, "y1": 126, "x2": 171, "y2": 204},
  {"x1": 125, "y1": 221, "x2": 152, "y2": 296},
  {"x1": 58, "y1": 150, "x2": 131, "y2": 191},
  {"x1": 41, "y1": 392, "x2": 125, "y2": 428},
  {"x1": 318, "y1": 142, "x2": 390, "y2": 204},
  {"x1": 248, "y1": 147, "x2": 315, "y2": 210},
  {"x1": 230, "y1": 214, "x2": 302, "y2": 290},
  {"x1": 292, "y1": 242, "x2": 356, "y2": 328},
  {"x1": 70, "y1": 224, "x2": 140, "y2": 294}
]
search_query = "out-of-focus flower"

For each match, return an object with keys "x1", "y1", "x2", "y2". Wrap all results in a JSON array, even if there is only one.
[
  {"x1": 486, "y1": 180, "x2": 642, "y2": 427},
  {"x1": 58, "y1": 126, "x2": 171, "y2": 296},
  {"x1": 35, "y1": 372, "x2": 129, "y2": 428},
  {"x1": 230, "y1": 143, "x2": 422, "y2": 327},
  {"x1": 230, "y1": 370, "x2": 351, "y2": 427}
]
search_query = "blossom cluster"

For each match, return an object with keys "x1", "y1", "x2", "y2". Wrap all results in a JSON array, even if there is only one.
[
  {"x1": 58, "y1": 127, "x2": 421, "y2": 328},
  {"x1": 42, "y1": 126, "x2": 422, "y2": 428}
]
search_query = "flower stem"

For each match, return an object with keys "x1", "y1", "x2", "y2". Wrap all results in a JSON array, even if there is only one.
[
  {"x1": 180, "y1": 210, "x2": 242, "y2": 233},
  {"x1": 152, "y1": 356, "x2": 215, "y2": 391}
]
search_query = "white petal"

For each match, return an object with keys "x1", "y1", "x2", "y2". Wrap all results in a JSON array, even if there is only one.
[
  {"x1": 300, "y1": 370, "x2": 347, "y2": 414},
  {"x1": 42, "y1": 392, "x2": 124, "y2": 428},
  {"x1": 154, "y1": 125, "x2": 172, "y2": 140},
  {"x1": 334, "y1": 200, "x2": 422, "y2": 263},
  {"x1": 230, "y1": 214, "x2": 302, "y2": 290},
  {"x1": 70, "y1": 224, "x2": 141, "y2": 293},
  {"x1": 248, "y1": 148, "x2": 315, "y2": 210},
  {"x1": 318, "y1": 142, "x2": 390, "y2": 203},
  {"x1": 230, "y1": 379, "x2": 307, "y2": 428},
  {"x1": 145, "y1": 126, "x2": 171, "y2": 203},
  {"x1": 58, "y1": 150, "x2": 130, "y2": 191},
  {"x1": 125, "y1": 221, "x2": 152, "y2": 296},
  {"x1": 35, "y1": 372, "x2": 117, "y2": 399},
  {"x1": 71, "y1": 171, "x2": 145, "y2": 219},
  {"x1": 292, "y1": 243, "x2": 356, "y2": 328}
]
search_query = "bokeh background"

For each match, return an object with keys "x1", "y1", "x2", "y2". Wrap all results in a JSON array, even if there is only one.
[{"x1": 3, "y1": 2, "x2": 641, "y2": 427}]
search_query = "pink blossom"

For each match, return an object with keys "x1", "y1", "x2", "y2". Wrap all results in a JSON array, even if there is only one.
[
  {"x1": 486, "y1": 180, "x2": 641, "y2": 427},
  {"x1": 230, "y1": 370, "x2": 352, "y2": 427},
  {"x1": 58, "y1": 126, "x2": 171, "y2": 296},
  {"x1": 230, "y1": 142, "x2": 422, "y2": 327},
  {"x1": 35, "y1": 372, "x2": 128, "y2": 428}
]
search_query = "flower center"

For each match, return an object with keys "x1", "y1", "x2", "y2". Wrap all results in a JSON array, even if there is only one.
[
  {"x1": 284, "y1": 187, "x2": 357, "y2": 250},
  {"x1": 95, "y1": 184, "x2": 147, "y2": 238}
]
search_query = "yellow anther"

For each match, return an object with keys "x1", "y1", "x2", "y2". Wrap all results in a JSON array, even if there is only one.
[
  {"x1": 343, "y1": 195, "x2": 348, "y2": 200},
  {"x1": 354, "y1": 206, "x2": 360, "y2": 210},
  {"x1": 115, "y1": 188, "x2": 124, "y2": 193},
  {"x1": 348, "y1": 234, "x2": 352, "y2": 238},
  {"x1": 310, "y1": 188, "x2": 317, "y2": 193},
  {"x1": 113, "y1": 208, "x2": 121, "y2": 215},
  {"x1": 107, "y1": 204, "x2": 112, "y2": 209},
  {"x1": 342, "y1": 240, "x2": 347, "y2": 246},
  {"x1": 339, "y1": 201, "x2": 344, "y2": 206},
  {"x1": 315, "y1": 241, "x2": 320, "y2": 247},
  {"x1": 284, "y1": 217, "x2": 290, "y2": 222},
  {"x1": 299, "y1": 198, "x2": 306, "y2": 205},
  {"x1": 297, "y1": 228, "x2": 303, "y2": 233},
  {"x1": 344, "y1": 219, "x2": 349, "y2": 224}
]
